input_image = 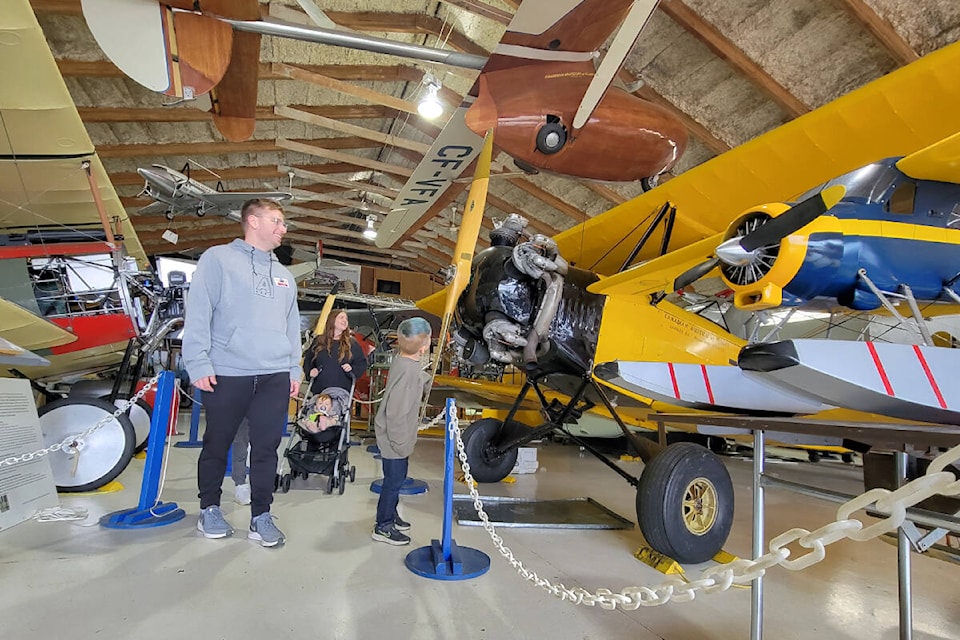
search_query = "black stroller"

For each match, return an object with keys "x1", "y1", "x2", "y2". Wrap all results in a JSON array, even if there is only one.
[{"x1": 276, "y1": 384, "x2": 357, "y2": 494}]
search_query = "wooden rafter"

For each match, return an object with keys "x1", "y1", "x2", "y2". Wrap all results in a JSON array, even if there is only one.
[
  {"x1": 659, "y1": 0, "x2": 809, "y2": 118},
  {"x1": 275, "y1": 106, "x2": 431, "y2": 154},
  {"x1": 97, "y1": 137, "x2": 379, "y2": 159},
  {"x1": 838, "y1": 0, "x2": 918, "y2": 65}
]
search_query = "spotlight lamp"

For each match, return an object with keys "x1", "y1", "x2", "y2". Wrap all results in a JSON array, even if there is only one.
[
  {"x1": 362, "y1": 214, "x2": 378, "y2": 240},
  {"x1": 418, "y1": 79, "x2": 444, "y2": 120}
]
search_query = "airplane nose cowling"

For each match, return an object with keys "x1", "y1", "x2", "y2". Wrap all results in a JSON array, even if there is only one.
[{"x1": 137, "y1": 167, "x2": 179, "y2": 196}]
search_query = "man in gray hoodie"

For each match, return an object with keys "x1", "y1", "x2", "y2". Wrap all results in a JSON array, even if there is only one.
[{"x1": 182, "y1": 199, "x2": 302, "y2": 547}]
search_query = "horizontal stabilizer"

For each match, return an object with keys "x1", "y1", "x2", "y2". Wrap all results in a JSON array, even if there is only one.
[{"x1": 895, "y1": 131, "x2": 960, "y2": 184}]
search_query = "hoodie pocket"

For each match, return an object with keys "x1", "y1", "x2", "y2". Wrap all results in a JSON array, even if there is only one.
[{"x1": 225, "y1": 327, "x2": 291, "y2": 368}]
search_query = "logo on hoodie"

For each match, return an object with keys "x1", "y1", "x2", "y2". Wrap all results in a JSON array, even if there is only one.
[
  {"x1": 274, "y1": 277, "x2": 289, "y2": 288},
  {"x1": 254, "y1": 274, "x2": 273, "y2": 298}
]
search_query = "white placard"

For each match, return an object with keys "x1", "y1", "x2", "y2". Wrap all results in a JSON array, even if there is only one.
[{"x1": 0, "y1": 379, "x2": 58, "y2": 531}]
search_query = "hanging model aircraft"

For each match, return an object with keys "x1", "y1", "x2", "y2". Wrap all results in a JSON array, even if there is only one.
[
  {"x1": 77, "y1": 0, "x2": 688, "y2": 247},
  {"x1": 136, "y1": 163, "x2": 293, "y2": 221},
  {"x1": 416, "y1": 40, "x2": 960, "y2": 564}
]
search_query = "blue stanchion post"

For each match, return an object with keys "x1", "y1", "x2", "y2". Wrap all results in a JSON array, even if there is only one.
[
  {"x1": 175, "y1": 386, "x2": 203, "y2": 448},
  {"x1": 101, "y1": 371, "x2": 186, "y2": 529},
  {"x1": 404, "y1": 398, "x2": 489, "y2": 580}
]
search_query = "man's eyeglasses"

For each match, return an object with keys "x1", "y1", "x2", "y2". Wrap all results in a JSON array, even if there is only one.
[{"x1": 256, "y1": 215, "x2": 287, "y2": 229}]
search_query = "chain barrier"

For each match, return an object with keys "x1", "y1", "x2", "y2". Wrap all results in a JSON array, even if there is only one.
[
  {"x1": 0, "y1": 373, "x2": 163, "y2": 468},
  {"x1": 446, "y1": 400, "x2": 960, "y2": 608}
]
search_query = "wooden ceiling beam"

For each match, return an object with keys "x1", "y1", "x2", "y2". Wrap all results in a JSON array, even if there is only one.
[
  {"x1": 658, "y1": 0, "x2": 809, "y2": 118},
  {"x1": 275, "y1": 106, "x2": 431, "y2": 154},
  {"x1": 271, "y1": 63, "x2": 421, "y2": 116},
  {"x1": 111, "y1": 162, "x2": 386, "y2": 187},
  {"x1": 287, "y1": 233, "x2": 419, "y2": 259},
  {"x1": 839, "y1": 0, "x2": 918, "y2": 65},
  {"x1": 437, "y1": 0, "x2": 512, "y2": 26},
  {"x1": 505, "y1": 178, "x2": 589, "y2": 224},
  {"x1": 582, "y1": 182, "x2": 628, "y2": 206},
  {"x1": 281, "y1": 165, "x2": 399, "y2": 199},
  {"x1": 98, "y1": 137, "x2": 379, "y2": 159},
  {"x1": 324, "y1": 11, "x2": 488, "y2": 58},
  {"x1": 277, "y1": 139, "x2": 414, "y2": 178}
]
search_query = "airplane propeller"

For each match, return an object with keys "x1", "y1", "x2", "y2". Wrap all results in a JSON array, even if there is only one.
[
  {"x1": 672, "y1": 184, "x2": 846, "y2": 292},
  {"x1": 421, "y1": 130, "x2": 495, "y2": 416}
]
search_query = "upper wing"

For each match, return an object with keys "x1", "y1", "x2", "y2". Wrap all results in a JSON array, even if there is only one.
[
  {"x1": 0, "y1": 1, "x2": 148, "y2": 266},
  {"x1": 200, "y1": 191, "x2": 293, "y2": 209},
  {"x1": 557, "y1": 40, "x2": 960, "y2": 276}
]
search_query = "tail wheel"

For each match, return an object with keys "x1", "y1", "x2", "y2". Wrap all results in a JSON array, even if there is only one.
[
  {"x1": 461, "y1": 418, "x2": 518, "y2": 483},
  {"x1": 636, "y1": 442, "x2": 734, "y2": 564},
  {"x1": 38, "y1": 398, "x2": 136, "y2": 493}
]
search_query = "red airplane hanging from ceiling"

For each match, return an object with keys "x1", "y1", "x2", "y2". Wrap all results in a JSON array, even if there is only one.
[{"x1": 80, "y1": 0, "x2": 688, "y2": 246}]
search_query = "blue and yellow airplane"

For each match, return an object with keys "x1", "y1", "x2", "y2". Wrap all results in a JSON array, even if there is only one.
[{"x1": 418, "y1": 40, "x2": 960, "y2": 565}]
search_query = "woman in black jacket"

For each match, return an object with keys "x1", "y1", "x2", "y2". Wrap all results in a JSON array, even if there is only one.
[{"x1": 306, "y1": 309, "x2": 368, "y2": 395}]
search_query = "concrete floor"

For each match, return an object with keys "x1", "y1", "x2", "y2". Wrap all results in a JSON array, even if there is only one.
[{"x1": 2, "y1": 419, "x2": 959, "y2": 640}]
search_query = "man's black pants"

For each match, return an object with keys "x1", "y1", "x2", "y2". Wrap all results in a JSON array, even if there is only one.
[{"x1": 198, "y1": 373, "x2": 289, "y2": 517}]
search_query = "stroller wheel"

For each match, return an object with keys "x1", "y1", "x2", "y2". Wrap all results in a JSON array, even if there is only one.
[
  {"x1": 349, "y1": 466, "x2": 356, "y2": 483},
  {"x1": 274, "y1": 473, "x2": 281, "y2": 492},
  {"x1": 281, "y1": 473, "x2": 292, "y2": 493},
  {"x1": 338, "y1": 474, "x2": 346, "y2": 495},
  {"x1": 325, "y1": 475, "x2": 335, "y2": 494}
]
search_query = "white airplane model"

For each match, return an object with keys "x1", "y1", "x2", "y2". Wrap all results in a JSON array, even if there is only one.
[{"x1": 136, "y1": 164, "x2": 292, "y2": 220}]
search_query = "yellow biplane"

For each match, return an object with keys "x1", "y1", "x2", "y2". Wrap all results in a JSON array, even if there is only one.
[{"x1": 418, "y1": 40, "x2": 960, "y2": 564}]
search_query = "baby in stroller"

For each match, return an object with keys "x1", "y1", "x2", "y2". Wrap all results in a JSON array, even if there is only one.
[
  {"x1": 277, "y1": 385, "x2": 356, "y2": 494},
  {"x1": 298, "y1": 393, "x2": 341, "y2": 435}
]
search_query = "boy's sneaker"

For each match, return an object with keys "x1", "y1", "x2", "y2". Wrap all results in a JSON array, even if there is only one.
[
  {"x1": 372, "y1": 525, "x2": 410, "y2": 546},
  {"x1": 249, "y1": 512, "x2": 285, "y2": 547},
  {"x1": 393, "y1": 515, "x2": 410, "y2": 531},
  {"x1": 234, "y1": 483, "x2": 251, "y2": 505},
  {"x1": 197, "y1": 506, "x2": 234, "y2": 539}
]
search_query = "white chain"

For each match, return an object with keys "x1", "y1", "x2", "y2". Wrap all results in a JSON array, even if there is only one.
[
  {"x1": 419, "y1": 410, "x2": 447, "y2": 431},
  {"x1": 0, "y1": 373, "x2": 163, "y2": 468},
  {"x1": 447, "y1": 399, "x2": 960, "y2": 608}
]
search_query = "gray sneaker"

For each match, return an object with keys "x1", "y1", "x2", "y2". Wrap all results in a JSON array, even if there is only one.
[
  {"x1": 249, "y1": 512, "x2": 285, "y2": 547},
  {"x1": 197, "y1": 506, "x2": 234, "y2": 539}
]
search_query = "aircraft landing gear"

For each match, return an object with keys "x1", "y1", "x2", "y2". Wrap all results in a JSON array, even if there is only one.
[
  {"x1": 461, "y1": 418, "x2": 519, "y2": 483},
  {"x1": 38, "y1": 397, "x2": 136, "y2": 492},
  {"x1": 636, "y1": 442, "x2": 734, "y2": 564},
  {"x1": 535, "y1": 120, "x2": 567, "y2": 155}
]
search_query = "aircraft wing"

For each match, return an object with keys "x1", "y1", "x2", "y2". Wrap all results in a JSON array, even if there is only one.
[
  {"x1": 895, "y1": 130, "x2": 960, "y2": 184},
  {"x1": 556, "y1": 40, "x2": 960, "y2": 276},
  {"x1": 0, "y1": 299, "x2": 77, "y2": 351},
  {"x1": 200, "y1": 191, "x2": 293, "y2": 211},
  {"x1": 0, "y1": 1, "x2": 148, "y2": 267},
  {"x1": 588, "y1": 232, "x2": 724, "y2": 296}
]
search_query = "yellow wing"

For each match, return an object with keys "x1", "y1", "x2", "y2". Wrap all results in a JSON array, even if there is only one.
[{"x1": 895, "y1": 130, "x2": 960, "y2": 184}]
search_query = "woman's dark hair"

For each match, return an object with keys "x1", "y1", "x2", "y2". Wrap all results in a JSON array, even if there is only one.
[{"x1": 312, "y1": 309, "x2": 352, "y2": 362}]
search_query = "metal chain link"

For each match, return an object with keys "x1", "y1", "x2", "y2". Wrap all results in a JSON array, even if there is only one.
[
  {"x1": 446, "y1": 399, "x2": 960, "y2": 608},
  {"x1": 419, "y1": 410, "x2": 447, "y2": 431},
  {"x1": 0, "y1": 373, "x2": 163, "y2": 468}
]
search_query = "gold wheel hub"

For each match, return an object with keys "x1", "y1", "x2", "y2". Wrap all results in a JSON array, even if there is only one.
[{"x1": 682, "y1": 477, "x2": 718, "y2": 536}]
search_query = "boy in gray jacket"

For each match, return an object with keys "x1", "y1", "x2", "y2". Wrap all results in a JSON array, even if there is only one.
[{"x1": 372, "y1": 317, "x2": 432, "y2": 545}]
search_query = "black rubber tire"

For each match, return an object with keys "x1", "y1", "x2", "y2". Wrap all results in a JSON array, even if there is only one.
[
  {"x1": 274, "y1": 473, "x2": 281, "y2": 492},
  {"x1": 641, "y1": 175, "x2": 660, "y2": 192},
  {"x1": 281, "y1": 473, "x2": 291, "y2": 493},
  {"x1": 808, "y1": 450, "x2": 822, "y2": 463},
  {"x1": 326, "y1": 475, "x2": 335, "y2": 494},
  {"x1": 636, "y1": 442, "x2": 734, "y2": 564},
  {"x1": 841, "y1": 452, "x2": 854, "y2": 464},
  {"x1": 535, "y1": 122, "x2": 566, "y2": 155},
  {"x1": 349, "y1": 466, "x2": 356, "y2": 483},
  {"x1": 461, "y1": 418, "x2": 518, "y2": 483},
  {"x1": 38, "y1": 397, "x2": 136, "y2": 493},
  {"x1": 338, "y1": 474, "x2": 346, "y2": 495}
]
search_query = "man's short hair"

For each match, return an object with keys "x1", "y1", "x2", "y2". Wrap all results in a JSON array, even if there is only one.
[
  {"x1": 240, "y1": 198, "x2": 285, "y2": 230},
  {"x1": 396, "y1": 317, "x2": 432, "y2": 355}
]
